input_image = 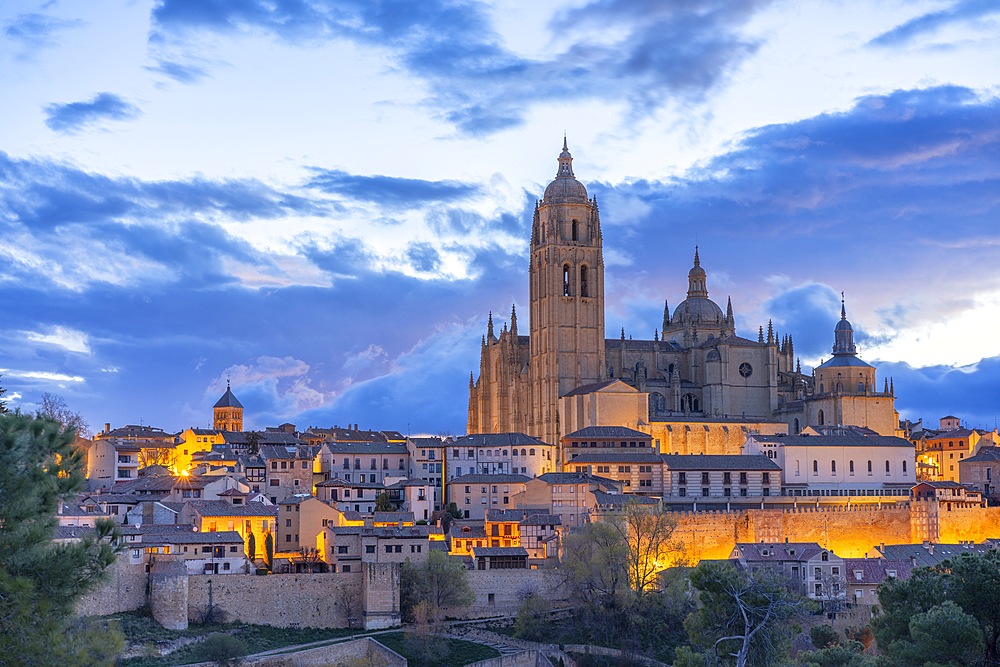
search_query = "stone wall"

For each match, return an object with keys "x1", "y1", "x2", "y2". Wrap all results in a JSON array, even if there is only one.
[
  {"x1": 187, "y1": 571, "x2": 362, "y2": 628},
  {"x1": 76, "y1": 557, "x2": 148, "y2": 617},
  {"x1": 465, "y1": 569, "x2": 569, "y2": 617},
  {"x1": 466, "y1": 651, "x2": 556, "y2": 667},
  {"x1": 938, "y1": 505, "x2": 1000, "y2": 543},
  {"x1": 670, "y1": 505, "x2": 913, "y2": 561},
  {"x1": 181, "y1": 637, "x2": 405, "y2": 667}
]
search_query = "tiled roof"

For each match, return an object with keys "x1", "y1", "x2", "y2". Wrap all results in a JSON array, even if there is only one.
[
  {"x1": 374, "y1": 512, "x2": 414, "y2": 523},
  {"x1": 321, "y1": 441, "x2": 409, "y2": 455},
  {"x1": 278, "y1": 494, "x2": 318, "y2": 505},
  {"x1": 519, "y1": 513, "x2": 561, "y2": 526},
  {"x1": 962, "y1": 447, "x2": 1000, "y2": 463},
  {"x1": 842, "y1": 558, "x2": 914, "y2": 584},
  {"x1": 535, "y1": 472, "x2": 621, "y2": 487},
  {"x1": 736, "y1": 542, "x2": 828, "y2": 562},
  {"x1": 447, "y1": 473, "x2": 531, "y2": 485},
  {"x1": 144, "y1": 530, "x2": 245, "y2": 546},
  {"x1": 567, "y1": 451, "x2": 662, "y2": 464},
  {"x1": 223, "y1": 432, "x2": 304, "y2": 447},
  {"x1": 331, "y1": 525, "x2": 434, "y2": 538},
  {"x1": 450, "y1": 525, "x2": 487, "y2": 539},
  {"x1": 451, "y1": 433, "x2": 549, "y2": 447},
  {"x1": 593, "y1": 491, "x2": 658, "y2": 508},
  {"x1": 305, "y1": 428, "x2": 390, "y2": 443},
  {"x1": 186, "y1": 500, "x2": 277, "y2": 518},
  {"x1": 875, "y1": 542, "x2": 997, "y2": 567},
  {"x1": 661, "y1": 454, "x2": 780, "y2": 471},
  {"x1": 54, "y1": 526, "x2": 96, "y2": 540},
  {"x1": 407, "y1": 437, "x2": 446, "y2": 447},
  {"x1": 100, "y1": 425, "x2": 174, "y2": 440},
  {"x1": 258, "y1": 444, "x2": 318, "y2": 459},
  {"x1": 486, "y1": 508, "x2": 547, "y2": 522},
  {"x1": 563, "y1": 426, "x2": 650, "y2": 439}
]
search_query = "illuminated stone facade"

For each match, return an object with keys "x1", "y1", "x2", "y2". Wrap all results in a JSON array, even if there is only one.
[{"x1": 468, "y1": 142, "x2": 900, "y2": 453}]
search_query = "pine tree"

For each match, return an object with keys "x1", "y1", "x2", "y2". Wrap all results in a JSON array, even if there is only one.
[{"x1": 0, "y1": 413, "x2": 124, "y2": 664}]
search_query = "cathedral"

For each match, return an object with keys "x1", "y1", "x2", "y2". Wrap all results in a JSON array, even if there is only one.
[{"x1": 467, "y1": 141, "x2": 899, "y2": 448}]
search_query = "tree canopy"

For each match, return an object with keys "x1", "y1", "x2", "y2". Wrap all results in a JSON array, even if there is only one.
[{"x1": 0, "y1": 413, "x2": 124, "y2": 664}]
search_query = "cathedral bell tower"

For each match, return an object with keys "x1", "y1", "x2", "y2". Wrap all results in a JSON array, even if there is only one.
[{"x1": 529, "y1": 139, "x2": 605, "y2": 446}]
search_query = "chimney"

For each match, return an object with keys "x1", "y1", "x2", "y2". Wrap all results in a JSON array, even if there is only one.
[
  {"x1": 910, "y1": 555, "x2": 917, "y2": 566},
  {"x1": 104, "y1": 423, "x2": 111, "y2": 434},
  {"x1": 928, "y1": 544, "x2": 934, "y2": 555}
]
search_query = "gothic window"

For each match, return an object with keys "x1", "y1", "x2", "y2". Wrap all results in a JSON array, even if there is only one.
[
  {"x1": 885, "y1": 460, "x2": 890, "y2": 474},
  {"x1": 868, "y1": 460, "x2": 873, "y2": 475},
  {"x1": 836, "y1": 382, "x2": 843, "y2": 392},
  {"x1": 793, "y1": 418, "x2": 800, "y2": 434},
  {"x1": 580, "y1": 265, "x2": 589, "y2": 297},
  {"x1": 813, "y1": 460, "x2": 818, "y2": 474},
  {"x1": 681, "y1": 393, "x2": 700, "y2": 412},
  {"x1": 831, "y1": 460, "x2": 836, "y2": 473},
  {"x1": 571, "y1": 220, "x2": 578, "y2": 241},
  {"x1": 850, "y1": 460, "x2": 855, "y2": 475},
  {"x1": 818, "y1": 409, "x2": 825, "y2": 425},
  {"x1": 738, "y1": 363, "x2": 753, "y2": 378},
  {"x1": 819, "y1": 383, "x2": 824, "y2": 393},
  {"x1": 563, "y1": 265, "x2": 571, "y2": 296},
  {"x1": 668, "y1": 363, "x2": 675, "y2": 375}
]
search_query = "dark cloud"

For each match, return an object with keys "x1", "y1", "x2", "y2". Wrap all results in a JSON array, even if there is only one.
[
  {"x1": 306, "y1": 169, "x2": 480, "y2": 207},
  {"x1": 869, "y1": 0, "x2": 1000, "y2": 47},
  {"x1": 149, "y1": 0, "x2": 771, "y2": 135},
  {"x1": 4, "y1": 13, "x2": 81, "y2": 49},
  {"x1": 879, "y1": 358, "x2": 1000, "y2": 430},
  {"x1": 44, "y1": 93, "x2": 141, "y2": 134},
  {"x1": 406, "y1": 243, "x2": 441, "y2": 273}
]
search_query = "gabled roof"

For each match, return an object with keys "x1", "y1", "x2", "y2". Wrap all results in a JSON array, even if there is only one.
[
  {"x1": 518, "y1": 512, "x2": 561, "y2": 526},
  {"x1": 874, "y1": 542, "x2": 997, "y2": 567},
  {"x1": 563, "y1": 426, "x2": 650, "y2": 439},
  {"x1": 568, "y1": 451, "x2": 662, "y2": 464},
  {"x1": 560, "y1": 379, "x2": 635, "y2": 398},
  {"x1": 450, "y1": 524, "x2": 487, "y2": 539},
  {"x1": 962, "y1": 447, "x2": 1000, "y2": 464},
  {"x1": 661, "y1": 454, "x2": 780, "y2": 471},
  {"x1": 258, "y1": 443, "x2": 318, "y2": 459},
  {"x1": 472, "y1": 546, "x2": 528, "y2": 557},
  {"x1": 451, "y1": 433, "x2": 550, "y2": 447},
  {"x1": 534, "y1": 472, "x2": 621, "y2": 487},
  {"x1": 486, "y1": 508, "x2": 547, "y2": 523},
  {"x1": 374, "y1": 511, "x2": 414, "y2": 523},
  {"x1": 321, "y1": 441, "x2": 409, "y2": 455},
  {"x1": 185, "y1": 500, "x2": 277, "y2": 518},
  {"x1": 750, "y1": 434, "x2": 913, "y2": 448},
  {"x1": 224, "y1": 432, "x2": 304, "y2": 447}
]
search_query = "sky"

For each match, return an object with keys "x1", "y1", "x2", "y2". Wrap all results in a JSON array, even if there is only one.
[{"x1": 2, "y1": 0, "x2": 1000, "y2": 436}]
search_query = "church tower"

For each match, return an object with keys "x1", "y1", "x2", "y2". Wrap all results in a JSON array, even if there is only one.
[
  {"x1": 529, "y1": 139, "x2": 605, "y2": 446},
  {"x1": 213, "y1": 381, "x2": 244, "y2": 432}
]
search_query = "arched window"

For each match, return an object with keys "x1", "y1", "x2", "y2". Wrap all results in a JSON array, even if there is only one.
[
  {"x1": 529, "y1": 448, "x2": 535, "y2": 456},
  {"x1": 512, "y1": 449, "x2": 518, "y2": 457},
  {"x1": 868, "y1": 460, "x2": 873, "y2": 475},
  {"x1": 571, "y1": 220, "x2": 579, "y2": 241},
  {"x1": 562, "y1": 265, "x2": 571, "y2": 296},
  {"x1": 849, "y1": 460, "x2": 855, "y2": 475},
  {"x1": 818, "y1": 409, "x2": 825, "y2": 425},
  {"x1": 903, "y1": 460, "x2": 907, "y2": 473},
  {"x1": 580, "y1": 265, "x2": 589, "y2": 297},
  {"x1": 831, "y1": 460, "x2": 836, "y2": 473},
  {"x1": 819, "y1": 384, "x2": 825, "y2": 393},
  {"x1": 793, "y1": 418, "x2": 800, "y2": 434},
  {"x1": 668, "y1": 363, "x2": 675, "y2": 375},
  {"x1": 521, "y1": 448, "x2": 527, "y2": 456},
  {"x1": 813, "y1": 460, "x2": 818, "y2": 474},
  {"x1": 885, "y1": 460, "x2": 890, "y2": 474}
]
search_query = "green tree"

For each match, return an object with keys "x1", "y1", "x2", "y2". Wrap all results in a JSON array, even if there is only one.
[
  {"x1": 263, "y1": 530, "x2": 274, "y2": 572},
  {"x1": 375, "y1": 492, "x2": 394, "y2": 512},
  {"x1": 195, "y1": 632, "x2": 248, "y2": 666},
  {"x1": 0, "y1": 374, "x2": 8, "y2": 413},
  {"x1": 0, "y1": 413, "x2": 124, "y2": 665},
  {"x1": 513, "y1": 590, "x2": 552, "y2": 641},
  {"x1": 400, "y1": 551, "x2": 474, "y2": 622},
  {"x1": 247, "y1": 531, "x2": 256, "y2": 562},
  {"x1": 684, "y1": 561, "x2": 803, "y2": 667},
  {"x1": 886, "y1": 601, "x2": 983, "y2": 667},
  {"x1": 810, "y1": 625, "x2": 840, "y2": 649},
  {"x1": 797, "y1": 641, "x2": 871, "y2": 667},
  {"x1": 244, "y1": 431, "x2": 261, "y2": 456}
]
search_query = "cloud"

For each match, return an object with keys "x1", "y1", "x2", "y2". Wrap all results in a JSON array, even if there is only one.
[
  {"x1": 306, "y1": 169, "x2": 481, "y2": 207},
  {"x1": 879, "y1": 357, "x2": 1000, "y2": 430},
  {"x1": 869, "y1": 0, "x2": 1000, "y2": 47},
  {"x1": 4, "y1": 13, "x2": 81, "y2": 50},
  {"x1": 146, "y1": 59, "x2": 210, "y2": 83},
  {"x1": 44, "y1": 93, "x2": 142, "y2": 134},
  {"x1": 23, "y1": 326, "x2": 92, "y2": 355},
  {"x1": 148, "y1": 0, "x2": 771, "y2": 135}
]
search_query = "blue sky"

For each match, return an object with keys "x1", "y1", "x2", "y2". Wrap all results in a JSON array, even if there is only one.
[{"x1": 2, "y1": 0, "x2": 1000, "y2": 435}]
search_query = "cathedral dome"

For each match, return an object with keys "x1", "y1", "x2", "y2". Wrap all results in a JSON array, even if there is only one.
[
  {"x1": 543, "y1": 137, "x2": 589, "y2": 203},
  {"x1": 672, "y1": 297, "x2": 724, "y2": 324}
]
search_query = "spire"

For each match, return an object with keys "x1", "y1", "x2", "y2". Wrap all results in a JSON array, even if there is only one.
[
  {"x1": 481, "y1": 334, "x2": 486, "y2": 347},
  {"x1": 510, "y1": 304, "x2": 517, "y2": 336},
  {"x1": 758, "y1": 326, "x2": 764, "y2": 343},
  {"x1": 686, "y1": 247, "x2": 708, "y2": 299},
  {"x1": 557, "y1": 137, "x2": 575, "y2": 178},
  {"x1": 832, "y1": 296, "x2": 857, "y2": 355},
  {"x1": 469, "y1": 372, "x2": 475, "y2": 389},
  {"x1": 841, "y1": 291, "x2": 847, "y2": 320},
  {"x1": 487, "y1": 311, "x2": 494, "y2": 340},
  {"x1": 787, "y1": 335, "x2": 794, "y2": 357},
  {"x1": 621, "y1": 327, "x2": 626, "y2": 341},
  {"x1": 725, "y1": 296, "x2": 733, "y2": 323},
  {"x1": 884, "y1": 377, "x2": 889, "y2": 393},
  {"x1": 662, "y1": 300, "x2": 670, "y2": 331},
  {"x1": 796, "y1": 358, "x2": 801, "y2": 374},
  {"x1": 767, "y1": 320, "x2": 774, "y2": 345},
  {"x1": 890, "y1": 377, "x2": 895, "y2": 395}
]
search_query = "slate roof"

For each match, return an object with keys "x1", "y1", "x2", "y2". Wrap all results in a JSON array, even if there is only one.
[
  {"x1": 750, "y1": 434, "x2": 914, "y2": 448},
  {"x1": 736, "y1": 542, "x2": 828, "y2": 562},
  {"x1": 407, "y1": 437, "x2": 446, "y2": 448},
  {"x1": 593, "y1": 491, "x2": 659, "y2": 508},
  {"x1": 374, "y1": 512, "x2": 415, "y2": 524},
  {"x1": 923, "y1": 428, "x2": 977, "y2": 440},
  {"x1": 224, "y1": 432, "x2": 304, "y2": 447},
  {"x1": 842, "y1": 558, "x2": 914, "y2": 585},
  {"x1": 560, "y1": 380, "x2": 632, "y2": 398},
  {"x1": 258, "y1": 443, "x2": 318, "y2": 459},
  {"x1": 185, "y1": 500, "x2": 277, "y2": 517},
  {"x1": 815, "y1": 356, "x2": 874, "y2": 369},
  {"x1": 143, "y1": 530, "x2": 245, "y2": 546},
  {"x1": 448, "y1": 473, "x2": 531, "y2": 485},
  {"x1": 305, "y1": 428, "x2": 390, "y2": 443},
  {"x1": 214, "y1": 387, "x2": 244, "y2": 409},
  {"x1": 567, "y1": 451, "x2": 662, "y2": 464},
  {"x1": 54, "y1": 526, "x2": 97, "y2": 540},
  {"x1": 278, "y1": 494, "x2": 318, "y2": 505},
  {"x1": 450, "y1": 525, "x2": 487, "y2": 539},
  {"x1": 451, "y1": 433, "x2": 549, "y2": 447},
  {"x1": 472, "y1": 546, "x2": 528, "y2": 557},
  {"x1": 661, "y1": 454, "x2": 780, "y2": 471},
  {"x1": 485, "y1": 508, "x2": 547, "y2": 522},
  {"x1": 520, "y1": 513, "x2": 561, "y2": 526},
  {"x1": 874, "y1": 542, "x2": 997, "y2": 567},
  {"x1": 321, "y1": 441, "x2": 409, "y2": 455},
  {"x1": 563, "y1": 426, "x2": 650, "y2": 439},
  {"x1": 100, "y1": 425, "x2": 174, "y2": 440},
  {"x1": 331, "y1": 525, "x2": 435, "y2": 539},
  {"x1": 962, "y1": 447, "x2": 1000, "y2": 463}
]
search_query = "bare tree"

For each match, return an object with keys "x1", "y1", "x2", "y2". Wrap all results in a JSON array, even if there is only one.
[
  {"x1": 138, "y1": 446, "x2": 176, "y2": 470},
  {"x1": 608, "y1": 501, "x2": 683, "y2": 593},
  {"x1": 38, "y1": 393, "x2": 89, "y2": 436}
]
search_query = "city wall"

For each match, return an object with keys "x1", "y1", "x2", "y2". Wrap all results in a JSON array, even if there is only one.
[
  {"x1": 187, "y1": 571, "x2": 362, "y2": 628},
  {"x1": 465, "y1": 569, "x2": 569, "y2": 617},
  {"x1": 77, "y1": 558, "x2": 148, "y2": 617},
  {"x1": 672, "y1": 505, "x2": 913, "y2": 560},
  {"x1": 938, "y1": 505, "x2": 1000, "y2": 543}
]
